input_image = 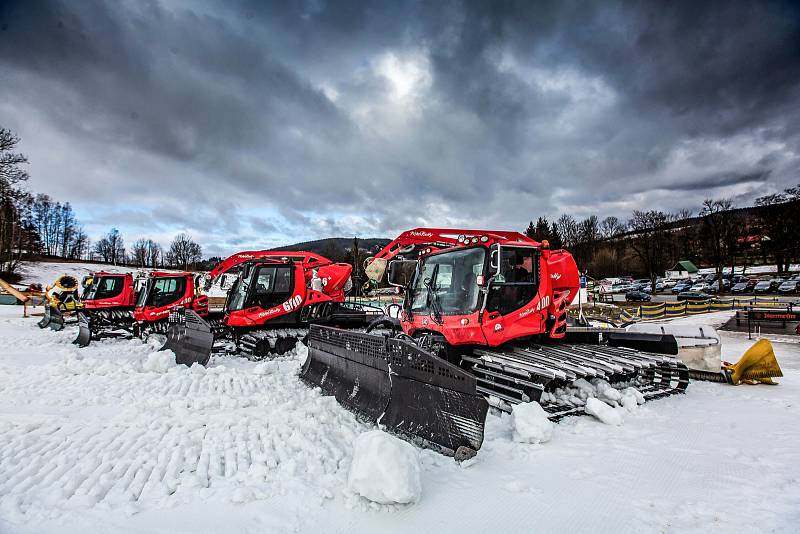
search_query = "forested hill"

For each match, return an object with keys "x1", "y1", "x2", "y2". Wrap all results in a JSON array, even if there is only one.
[{"x1": 271, "y1": 237, "x2": 391, "y2": 262}]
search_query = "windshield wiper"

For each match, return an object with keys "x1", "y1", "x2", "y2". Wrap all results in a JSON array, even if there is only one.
[{"x1": 423, "y1": 264, "x2": 444, "y2": 325}]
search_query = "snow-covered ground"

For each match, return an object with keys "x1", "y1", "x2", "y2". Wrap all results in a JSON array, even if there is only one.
[{"x1": 1, "y1": 306, "x2": 799, "y2": 533}]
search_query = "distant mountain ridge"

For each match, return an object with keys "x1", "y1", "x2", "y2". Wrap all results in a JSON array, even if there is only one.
[{"x1": 271, "y1": 237, "x2": 391, "y2": 258}]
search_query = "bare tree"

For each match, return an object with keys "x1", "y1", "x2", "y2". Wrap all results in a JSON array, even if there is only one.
[
  {"x1": 627, "y1": 210, "x2": 671, "y2": 292},
  {"x1": 146, "y1": 239, "x2": 162, "y2": 268},
  {"x1": 167, "y1": 233, "x2": 202, "y2": 270},
  {"x1": 755, "y1": 185, "x2": 800, "y2": 273},
  {"x1": 599, "y1": 216, "x2": 625, "y2": 239},
  {"x1": 131, "y1": 239, "x2": 149, "y2": 267},
  {"x1": 94, "y1": 228, "x2": 125, "y2": 264},
  {"x1": 698, "y1": 199, "x2": 738, "y2": 285},
  {"x1": 0, "y1": 128, "x2": 31, "y2": 277},
  {"x1": 0, "y1": 128, "x2": 29, "y2": 188}
]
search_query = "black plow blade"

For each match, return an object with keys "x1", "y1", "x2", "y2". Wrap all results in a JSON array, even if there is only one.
[
  {"x1": 73, "y1": 312, "x2": 92, "y2": 347},
  {"x1": 565, "y1": 327, "x2": 679, "y2": 356},
  {"x1": 47, "y1": 306, "x2": 65, "y2": 331},
  {"x1": 607, "y1": 331, "x2": 679, "y2": 356},
  {"x1": 37, "y1": 305, "x2": 54, "y2": 328},
  {"x1": 302, "y1": 325, "x2": 489, "y2": 457},
  {"x1": 160, "y1": 308, "x2": 214, "y2": 366}
]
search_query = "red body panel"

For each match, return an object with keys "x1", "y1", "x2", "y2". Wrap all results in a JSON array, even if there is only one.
[
  {"x1": 133, "y1": 272, "x2": 207, "y2": 323},
  {"x1": 81, "y1": 272, "x2": 137, "y2": 310},
  {"x1": 372, "y1": 228, "x2": 579, "y2": 346},
  {"x1": 224, "y1": 261, "x2": 353, "y2": 327},
  {"x1": 208, "y1": 250, "x2": 332, "y2": 280}
]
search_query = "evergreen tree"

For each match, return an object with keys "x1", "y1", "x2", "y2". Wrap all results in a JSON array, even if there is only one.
[
  {"x1": 524, "y1": 221, "x2": 536, "y2": 239},
  {"x1": 549, "y1": 222, "x2": 563, "y2": 249},
  {"x1": 534, "y1": 217, "x2": 550, "y2": 241}
]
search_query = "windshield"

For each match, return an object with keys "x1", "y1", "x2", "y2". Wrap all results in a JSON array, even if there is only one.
[
  {"x1": 135, "y1": 276, "x2": 186, "y2": 308},
  {"x1": 227, "y1": 264, "x2": 294, "y2": 312},
  {"x1": 85, "y1": 276, "x2": 124, "y2": 301},
  {"x1": 411, "y1": 247, "x2": 485, "y2": 315}
]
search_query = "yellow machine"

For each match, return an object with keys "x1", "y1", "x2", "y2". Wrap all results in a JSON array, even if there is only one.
[
  {"x1": 38, "y1": 275, "x2": 83, "y2": 330},
  {"x1": 724, "y1": 339, "x2": 783, "y2": 385}
]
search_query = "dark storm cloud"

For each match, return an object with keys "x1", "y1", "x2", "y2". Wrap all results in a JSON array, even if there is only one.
[{"x1": 1, "y1": 0, "x2": 798, "y2": 255}]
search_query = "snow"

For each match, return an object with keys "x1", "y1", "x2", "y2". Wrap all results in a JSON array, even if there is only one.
[
  {"x1": 142, "y1": 351, "x2": 177, "y2": 373},
  {"x1": 510, "y1": 402, "x2": 554, "y2": 444},
  {"x1": 1, "y1": 305, "x2": 799, "y2": 533},
  {"x1": 584, "y1": 397, "x2": 624, "y2": 425},
  {"x1": 347, "y1": 430, "x2": 421, "y2": 504}
]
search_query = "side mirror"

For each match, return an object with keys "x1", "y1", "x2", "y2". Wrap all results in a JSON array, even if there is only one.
[
  {"x1": 387, "y1": 260, "x2": 417, "y2": 287},
  {"x1": 490, "y1": 247, "x2": 500, "y2": 272}
]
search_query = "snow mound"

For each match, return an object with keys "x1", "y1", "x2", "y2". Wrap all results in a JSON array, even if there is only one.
[
  {"x1": 347, "y1": 430, "x2": 421, "y2": 505},
  {"x1": 142, "y1": 351, "x2": 176, "y2": 373},
  {"x1": 620, "y1": 387, "x2": 645, "y2": 412},
  {"x1": 253, "y1": 360, "x2": 279, "y2": 375},
  {"x1": 585, "y1": 397, "x2": 624, "y2": 426},
  {"x1": 511, "y1": 401, "x2": 553, "y2": 444},
  {"x1": 592, "y1": 378, "x2": 623, "y2": 404}
]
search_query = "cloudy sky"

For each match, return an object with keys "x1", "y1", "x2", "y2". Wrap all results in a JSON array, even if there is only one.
[{"x1": 1, "y1": 0, "x2": 799, "y2": 257}]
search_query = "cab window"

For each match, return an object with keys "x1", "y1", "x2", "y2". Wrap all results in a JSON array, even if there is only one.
[
  {"x1": 149, "y1": 277, "x2": 186, "y2": 308},
  {"x1": 486, "y1": 247, "x2": 539, "y2": 315}
]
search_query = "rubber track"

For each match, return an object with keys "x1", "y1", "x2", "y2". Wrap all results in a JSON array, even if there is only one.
[{"x1": 463, "y1": 342, "x2": 689, "y2": 420}]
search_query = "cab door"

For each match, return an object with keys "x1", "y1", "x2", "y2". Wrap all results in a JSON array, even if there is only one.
[
  {"x1": 482, "y1": 245, "x2": 543, "y2": 343},
  {"x1": 485, "y1": 246, "x2": 539, "y2": 316}
]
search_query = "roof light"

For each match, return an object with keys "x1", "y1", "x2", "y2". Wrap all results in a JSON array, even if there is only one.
[
  {"x1": 480, "y1": 236, "x2": 488, "y2": 242},
  {"x1": 458, "y1": 234, "x2": 465, "y2": 242}
]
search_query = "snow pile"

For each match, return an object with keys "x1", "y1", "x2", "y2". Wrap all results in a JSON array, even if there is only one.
[
  {"x1": 511, "y1": 401, "x2": 553, "y2": 444},
  {"x1": 592, "y1": 379, "x2": 623, "y2": 404},
  {"x1": 585, "y1": 397, "x2": 624, "y2": 426},
  {"x1": 347, "y1": 430, "x2": 421, "y2": 505},
  {"x1": 620, "y1": 387, "x2": 645, "y2": 412},
  {"x1": 253, "y1": 360, "x2": 279, "y2": 375},
  {"x1": 142, "y1": 351, "x2": 176, "y2": 373}
]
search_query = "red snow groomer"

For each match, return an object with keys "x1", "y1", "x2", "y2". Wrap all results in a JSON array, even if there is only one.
[
  {"x1": 73, "y1": 271, "x2": 212, "y2": 358},
  {"x1": 72, "y1": 272, "x2": 139, "y2": 346},
  {"x1": 166, "y1": 251, "x2": 383, "y2": 364},
  {"x1": 300, "y1": 228, "x2": 689, "y2": 459}
]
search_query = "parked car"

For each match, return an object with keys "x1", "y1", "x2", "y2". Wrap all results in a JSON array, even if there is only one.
[
  {"x1": 662, "y1": 279, "x2": 678, "y2": 289},
  {"x1": 708, "y1": 279, "x2": 731, "y2": 293},
  {"x1": 754, "y1": 280, "x2": 774, "y2": 293},
  {"x1": 690, "y1": 282, "x2": 711, "y2": 292},
  {"x1": 625, "y1": 290, "x2": 652, "y2": 302},
  {"x1": 778, "y1": 280, "x2": 799, "y2": 294},
  {"x1": 672, "y1": 281, "x2": 693, "y2": 294},
  {"x1": 731, "y1": 282, "x2": 749, "y2": 293},
  {"x1": 677, "y1": 291, "x2": 714, "y2": 302}
]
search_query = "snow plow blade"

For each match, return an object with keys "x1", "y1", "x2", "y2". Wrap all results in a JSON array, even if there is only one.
[
  {"x1": 46, "y1": 306, "x2": 66, "y2": 331},
  {"x1": 161, "y1": 308, "x2": 214, "y2": 366},
  {"x1": 301, "y1": 325, "x2": 489, "y2": 457},
  {"x1": 73, "y1": 312, "x2": 92, "y2": 347},
  {"x1": 37, "y1": 305, "x2": 56, "y2": 329}
]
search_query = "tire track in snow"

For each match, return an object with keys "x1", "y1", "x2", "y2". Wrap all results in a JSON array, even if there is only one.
[{"x1": 0, "y1": 334, "x2": 365, "y2": 520}]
